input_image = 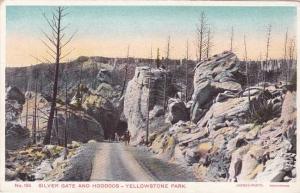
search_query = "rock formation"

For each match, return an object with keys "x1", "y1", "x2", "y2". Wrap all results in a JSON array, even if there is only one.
[
  {"x1": 149, "y1": 51, "x2": 296, "y2": 182},
  {"x1": 5, "y1": 87, "x2": 30, "y2": 150},
  {"x1": 21, "y1": 92, "x2": 104, "y2": 144},
  {"x1": 191, "y1": 51, "x2": 244, "y2": 123},
  {"x1": 124, "y1": 66, "x2": 173, "y2": 142}
]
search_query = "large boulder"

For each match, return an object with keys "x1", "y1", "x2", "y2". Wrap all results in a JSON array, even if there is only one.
[
  {"x1": 166, "y1": 98, "x2": 189, "y2": 124},
  {"x1": 5, "y1": 122, "x2": 30, "y2": 150},
  {"x1": 6, "y1": 86, "x2": 25, "y2": 105},
  {"x1": 96, "y1": 68, "x2": 113, "y2": 84},
  {"x1": 197, "y1": 97, "x2": 249, "y2": 132},
  {"x1": 55, "y1": 107, "x2": 104, "y2": 143},
  {"x1": 124, "y1": 67, "x2": 172, "y2": 142},
  {"x1": 191, "y1": 51, "x2": 244, "y2": 123},
  {"x1": 254, "y1": 153, "x2": 296, "y2": 182}
]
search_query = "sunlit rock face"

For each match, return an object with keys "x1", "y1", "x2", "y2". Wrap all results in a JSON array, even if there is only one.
[
  {"x1": 191, "y1": 51, "x2": 245, "y2": 123},
  {"x1": 124, "y1": 66, "x2": 172, "y2": 142}
]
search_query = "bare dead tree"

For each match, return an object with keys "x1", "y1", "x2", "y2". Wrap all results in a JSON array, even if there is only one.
[
  {"x1": 185, "y1": 40, "x2": 189, "y2": 103},
  {"x1": 284, "y1": 28, "x2": 288, "y2": 85},
  {"x1": 120, "y1": 45, "x2": 130, "y2": 96},
  {"x1": 37, "y1": 102, "x2": 40, "y2": 142},
  {"x1": 25, "y1": 94, "x2": 29, "y2": 129},
  {"x1": 53, "y1": 108, "x2": 58, "y2": 144},
  {"x1": 63, "y1": 64, "x2": 69, "y2": 159},
  {"x1": 230, "y1": 26, "x2": 234, "y2": 52},
  {"x1": 258, "y1": 52, "x2": 262, "y2": 87},
  {"x1": 146, "y1": 69, "x2": 151, "y2": 145},
  {"x1": 206, "y1": 26, "x2": 212, "y2": 58},
  {"x1": 79, "y1": 62, "x2": 83, "y2": 86},
  {"x1": 25, "y1": 65, "x2": 33, "y2": 129},
  {"x1": 264, "y1": 24, "x2": 271, "y2": 90},
  {"x1": 244, "y1": 35, "x2": 250, "y2": 103},
  {"x1": 42, "y1": 7, "x2": 76, "y2": 145},
  {"x1": 196, "y1": 11, "x2": 207, "y2": 62},
  {"x1": 165, "y1": 36, "x2": 170, "y2": 69},
  {"x1": 150, "y1": 45, "x2": 153, "y2": 68},
  {"x1": 25, "y1": 65, "x2": 34, "y2": 128},
  {"x1": 156, "y1": 48, "x2": 160, "y2": 68},
  {"x1": 288, "y1": 37, "x2": 296, "y2": 83},
  {"x1": 163, "y1": 73, "x2": 167, "y2": 113},
  {"x1": 32, "y1": 74, "x2": 38, "y2": 144},
  {"x1": 163, "y1": 41, "x2": 168, "y2": 112}
]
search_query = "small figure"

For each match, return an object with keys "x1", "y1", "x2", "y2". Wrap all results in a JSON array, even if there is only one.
[
  {"x1": 127, "y1": 131, "x2": 131, "y2": 145},
  {"x1": 123, "y1": 131, "x2": 131, "y2": 145},
  {"x1": 115, "y1": 132, "x2": 119, "y2": 142}
]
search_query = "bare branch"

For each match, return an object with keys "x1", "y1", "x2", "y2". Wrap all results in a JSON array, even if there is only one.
[
  {"x1": 61, "y1": 23, "x2": 71, "y2": 32},
  {"x1": 38, "y1": 108, "x2": 50, "y2": 118},
  {"x1": 30, "y1": 54, "x2": 46, "y2": 64},
  {"x1": 59, "y1": 33, "x2": 66, "y2": 42},
  {"x1": 50, "y1": 29, "x2": 58, "y2": 40},
  {"x1": 61, "y1": 12, "x2": 70, "y2": 18},
  {"x1": 42, "y1": 12, "x2": 58, "y2": 34},
  {"x1": 60, "y1": 7, "x2": 68, "y2": 13},
  {"x1": 60, "y1": 30, "x2": 77, "y2": 49},
  {"x1": 42, "y1": 56, "x2": 53, "y2": 64},
  {"x1": 40, "y1": 38, "x2": 56, "y2": 55},
  {"x1": 52, "y1": 14, "x2": 58, "y2": 29},
  {"x1": 46, "y1": 50, "x2": 56, "y2": 60},
  {"x1": 41, "y1": 29, "x2": 57, "y2": 47},
  {"x1": 60, "y1": 48, "x2": 75, "y2": 60}
]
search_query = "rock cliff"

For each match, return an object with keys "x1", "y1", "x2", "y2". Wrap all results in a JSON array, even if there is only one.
[{"x1": 149, "y1": 51, "x2": 296, "y2": 182}]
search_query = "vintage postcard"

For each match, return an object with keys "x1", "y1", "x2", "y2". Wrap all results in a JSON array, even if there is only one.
[{"x1": 0, "y1": 1, "x2": 299, "y2": 193}]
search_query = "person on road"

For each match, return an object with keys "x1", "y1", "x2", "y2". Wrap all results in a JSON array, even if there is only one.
[
  {"x1": 124, "y1": 131, "x2": 131, "y2": 145},
  {"x1": 115, "y1": 132, "x2": 119, "y2": 142},
  {"x1": 127, "y1": 131, "x2": 131, "y2": 145}
]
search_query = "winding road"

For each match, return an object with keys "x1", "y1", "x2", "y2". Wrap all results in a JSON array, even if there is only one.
[{"x1": 89, "y1": 142, "x2": 197, "y2": 181}]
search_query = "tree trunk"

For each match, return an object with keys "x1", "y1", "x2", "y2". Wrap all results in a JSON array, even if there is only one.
[
  {"x1": 64, "y1": 77, "x2": 68, "y2": 160},
  {"x1": 25, "y1": 96, "x2": 29, "y2": 129},
  {"x1": 32, "y1": 80, "x2": 38, "y2": 144},
  {"x1": 43, "y1": 9, "x2": 62, "y2": 145},
  {"x1": 120, "y1": 65, "x2": 128, "y2": 96},
  {"x1": 163, "y1": 74, "x2": 167, "y2": 113}
]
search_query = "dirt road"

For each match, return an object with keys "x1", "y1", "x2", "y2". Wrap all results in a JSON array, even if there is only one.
[{"x1": 89, "y1": 142, "x2": 197, "y2": 181}]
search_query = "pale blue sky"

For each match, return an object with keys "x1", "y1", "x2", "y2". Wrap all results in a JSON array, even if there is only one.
[{"x1": 6, "y1": 6, "x2": 297, "y2": 66}]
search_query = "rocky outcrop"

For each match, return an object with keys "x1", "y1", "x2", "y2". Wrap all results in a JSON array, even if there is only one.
[
  {"x1": 166, "y1": 98, "x2": 189, "y2": 124},
  {"x1": 81, "y1": 89, "x2": 119, "y2": 139},
  {"x1": 55, "y1": 106, "x2": 104, "y2": 143},
  {"x1": 124, "y1": 67, "x2": 172, "y2": 142},
  {"x1": 191, "y1": 51, "x2": 244, "y2": 123},
  {"x1": 20, "y1": 93, "x2": 104, "y2": 144},
  {"x1": 5, "y1": 87, "x2": 30, "y2": 150},
  {"x1": 69, "y1": 80, "x2": 123, "y2": 140},
  {"x1": 6, "y1": 86, "x2": 25, "y2": 105},
  {"x1": 151, "y1": 90, "x2": 296, "y2": 182},
  {"x1": 45, "y1": 141, "x2": 98, "y2": 181},
  {"x1": 149, "y1": 52, "x2": 296, "y2": 182}
]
